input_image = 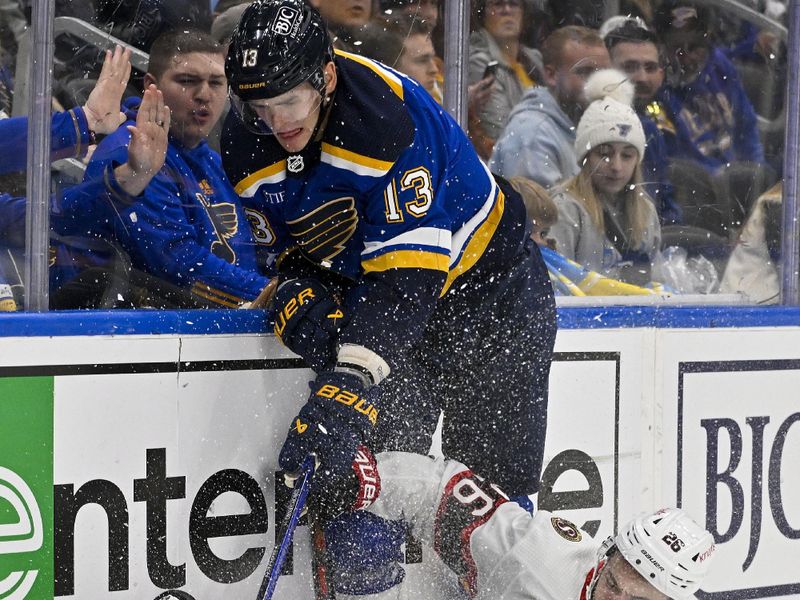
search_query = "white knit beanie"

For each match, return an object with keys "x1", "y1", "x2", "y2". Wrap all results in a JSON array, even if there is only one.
[{"x1": 574, "y1": 68, "x2": 646, "y2": 162}]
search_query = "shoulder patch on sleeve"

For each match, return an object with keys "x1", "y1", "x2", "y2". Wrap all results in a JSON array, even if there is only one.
[{"x1": 550, "y1": 516, "x2": 583, "y2": 542}]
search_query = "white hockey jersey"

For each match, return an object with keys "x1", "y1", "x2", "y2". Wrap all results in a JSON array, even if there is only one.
[{"x1": 370, "y1": 452, "x2": 600, "y2": 600}]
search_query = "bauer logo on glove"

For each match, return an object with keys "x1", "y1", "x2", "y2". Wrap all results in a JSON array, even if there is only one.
[
  {"x1": 316, "y1": 383, "x2": 379, "y2": 426},
  {"x1": 274, "y1": 285, "x2": 317, "y2": 338},
  {"x1": 353, "y1": 446, "x2": 381, "y2": 510},
  {"x1": 271, "y1": 278, "x2": 349, "y2": 372}
]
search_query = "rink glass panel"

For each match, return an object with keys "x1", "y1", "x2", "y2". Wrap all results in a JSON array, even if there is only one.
[{"x1": 6, "y1": 0, "x2": 795, "y2": 315}]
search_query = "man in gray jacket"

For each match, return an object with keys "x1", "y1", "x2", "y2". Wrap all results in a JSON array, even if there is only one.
[{"x1": 490, "y1": 26, "x2": 609, "y2": 188}]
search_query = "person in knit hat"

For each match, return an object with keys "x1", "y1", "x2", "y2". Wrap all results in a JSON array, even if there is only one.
[{"x1": 549, "y1": 68, "x2": 662, "y2": 285}]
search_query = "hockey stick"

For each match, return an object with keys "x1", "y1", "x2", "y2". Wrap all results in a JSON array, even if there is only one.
[
  {"x1": 257, "y1": 455, "x2": 316, "y2": 600},
  {"x1": 309, "y1": 507, "x2": 337, "y2": 600}
]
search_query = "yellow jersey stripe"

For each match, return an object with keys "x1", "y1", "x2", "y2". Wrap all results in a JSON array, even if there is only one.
[
  {"x1": 191, "y1": 287, "x2": 241, "y2": 308},
  {"x1": 441, "y1": 190, "x2": 505, "y2": 296},
  {"x1": 321, "y1": 143, "x2": 394, "y2": 177},
  {"x1": 362, "y1": 249, "x2": 450, "y2": 273},
  {"x1": 191, "y1": 282, "x2": 244, "y2": 304},
  {"x1": 235, "y1": 161, "x2": 286, "y2": 197},
  {"x1": 336, "y1": 50, "x2": 404, "y2": 99}
]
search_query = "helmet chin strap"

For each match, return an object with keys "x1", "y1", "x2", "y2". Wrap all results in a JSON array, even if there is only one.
[
  {"x1": 294, "y1": 87, "x2": 335, "y2": 154},
  {"x1": 586, "y1": 536, "x2": 617, "y2": 599}
]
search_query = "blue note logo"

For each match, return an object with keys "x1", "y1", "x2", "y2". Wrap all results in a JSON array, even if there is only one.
[{"x1": 0, "y1": 467, "x2": 43, "y2": 599}]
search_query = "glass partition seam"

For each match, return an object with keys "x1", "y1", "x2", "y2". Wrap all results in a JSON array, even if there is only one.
[
  {"x1": 23, "y1": 0, "x2": 55, "y2": 311},
  {"x1": 442, "y1": 0, "x2": 470, "y2": 129},
  {"x1": 781, "y1": 0, "x2": 800, "y2": 304}
]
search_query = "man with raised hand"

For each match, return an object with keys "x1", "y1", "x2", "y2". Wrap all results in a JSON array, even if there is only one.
[{"x1": 76, "y1": 29, "x2": 270, "y2": 308}]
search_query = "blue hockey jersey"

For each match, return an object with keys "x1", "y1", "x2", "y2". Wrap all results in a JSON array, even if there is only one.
[
  {"x1": 0, "y1": 107, "x2": 93, "y2": 175},
  {"x1": 55, "y1": 97, "x2": 270, "y2": 307},
  {"x1": 656, "y1": 47, "x2": 764, "y2": 171},
  {"x1": 222, "y1": 51, "x2": 532, "y2": 362},
  {"x1": 639, "y1": 113, "x2": 682, "y2": 225},
  {"x1": 0, "y1": 107, "x2": 94, "y2": 302}
]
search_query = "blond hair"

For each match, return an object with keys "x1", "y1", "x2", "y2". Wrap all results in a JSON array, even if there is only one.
[
  {"x1": 508, "y1": 176, "x2": 558, "y2": 232},
  {"x1": 541, "y1": 25, "x2": 605, "y2": 69},
  {"x1": 563, "y1": 163, "x2": 653, "y2": 248}
]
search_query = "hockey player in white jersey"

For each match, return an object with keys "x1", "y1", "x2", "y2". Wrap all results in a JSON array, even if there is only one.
[{"x1": 322, "y1": 450, "x2": 716, "y2": 600}]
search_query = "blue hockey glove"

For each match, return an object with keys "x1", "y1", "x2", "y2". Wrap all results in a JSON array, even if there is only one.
[
  {"x1": 325, "y1": 512, "x2": 406, "y2": 595},
  {"x1": 272, "y1": 278, "x2": 348, "y2": 372},
  {"x1": 279, "y1": 371, "x2": 381, "y2": 493}
]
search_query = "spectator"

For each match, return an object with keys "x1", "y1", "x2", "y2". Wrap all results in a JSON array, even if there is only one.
[
  {"x1": 95, "y1": 0, "x2": 213, "y2": 51},
  {"x1": 378, "y1": 0, "x2": 439, "y2": 32},
  {"x1": 48, "y1": 86, "x2": 195, "y2": 309},
  {"x1": 309, "y1": 0, "x2": 372, "y2": 51},
  {"x1": 0, "y1": 45, "x2": 130, "y2": 190},
  {"x1": 549, "y1": 70, "x2": 661, "y2": 285},
  {"x1": 490, "y1": 25, "x2": 610, "y2": 188},
  {"x1": 720, "y1": 181, "x2": 782, "y2": 303},
  {"x1": 653, "y1": 0, "x2": 765, "y2": 172},
  {"x1": 546, "y1": 0, "x2": 606, "y2": 29},
  {"x1": 0, "y1": 46, "x2": 173, "y2": 309},
  {"x1": 0, "y1": 0, "x2": 27, "y2": 56},
  {"x1": 468, "y1": 0, "x2": 543, "y2": 157},
  {"x1": 66, "y1": 30, "x2": 270, "y2": 308},
  {"x1": 604, "y1": 18, "x2": 683, "y2": 225},
  {"x1": 508, "y1": 175, "x2": 558, "y2": 249},
  {"x1": 357, "y1": 16, "x2": 439, "y2": 100},
  {"x1": 211, "y1": 3, "x2": 249, "y2": 45}
]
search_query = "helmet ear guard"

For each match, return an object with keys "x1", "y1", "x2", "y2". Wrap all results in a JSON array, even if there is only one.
[{"x1": 585, "y1": 535, "x2": 617, "y2": 600}]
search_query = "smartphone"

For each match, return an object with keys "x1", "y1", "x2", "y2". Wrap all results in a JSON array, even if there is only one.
[{"x1": 483, "y1": 60, "x2": 500, "y2": 79}]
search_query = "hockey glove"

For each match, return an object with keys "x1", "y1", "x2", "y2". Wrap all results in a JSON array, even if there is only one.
[
  {"x1": 279, "y1": 371, "x2": 381, "y2": 497},
  {"x1": 510, "y1": 494, "x2": 534, "y2": 514},
  {"x1": 325, "y1": 512, "x2": 406, "y2": 595},
  {"x1": 272, "y1": 278, "x2": 348, "y2": 372}
]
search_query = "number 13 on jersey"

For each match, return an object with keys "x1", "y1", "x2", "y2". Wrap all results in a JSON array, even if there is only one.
[{"x1": 384, "y1": 167, "x2": 433, "y2": 223}]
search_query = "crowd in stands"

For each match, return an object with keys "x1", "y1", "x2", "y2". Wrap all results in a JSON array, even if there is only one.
[{"x1": 0, "y1": 0, "x2": 791, "y2": 310}]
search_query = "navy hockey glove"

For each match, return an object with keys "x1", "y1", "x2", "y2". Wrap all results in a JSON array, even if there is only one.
[
  {"x1": 510, "y1": 494, "x2": 534, "y2": 514},
  {"x1": 325, "y1": 512, "x2": 406, "y2": 595},
  {"x1": 279, "y1": 371, "x2": 381, "y2": 493},
  {"x1": 272, "y1": 278, "x2": 348, "y2": 372}
]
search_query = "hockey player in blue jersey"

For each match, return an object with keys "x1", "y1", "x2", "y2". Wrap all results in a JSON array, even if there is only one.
[
  {"x1": 66, "y1": 30, "x2": 270, "y2": 308},
  {"x1": 222, "y1": 1, "x2": 556, "y2": 590}
]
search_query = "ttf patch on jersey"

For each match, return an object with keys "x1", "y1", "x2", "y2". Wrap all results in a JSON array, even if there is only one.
[{"x1": 551, "y1": 516, "x2": 583, "y2": 542}]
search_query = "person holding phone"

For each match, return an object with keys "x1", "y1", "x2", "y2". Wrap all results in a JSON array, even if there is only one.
[{"x1": 468, "y1": 0, "x2": 542, "y2": 159}]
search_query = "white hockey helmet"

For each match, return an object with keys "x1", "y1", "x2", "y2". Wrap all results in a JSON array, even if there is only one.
[{"x1": 615, "y1": 507, "x2": 716, "y2": 599}]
